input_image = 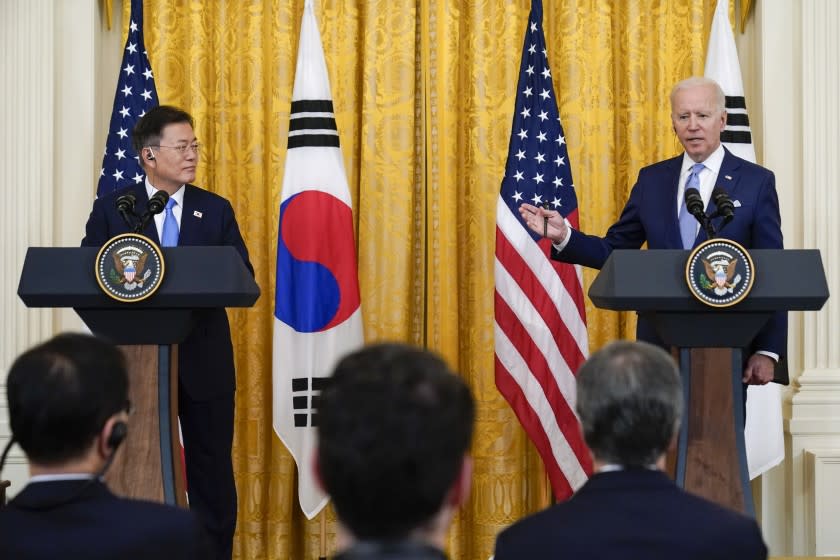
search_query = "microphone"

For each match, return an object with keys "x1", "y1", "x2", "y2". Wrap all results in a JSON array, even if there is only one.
[
  {"x1": 147, "y1": 190, "x2": 169, "y2": 214},
  {"x1": 136, "y1": 190, "x2": 170, "y2": 234},
  {"x1": 684, "y1": 187, "x2": 716, "y2": 240},
  {"x1": 711, "y1": 187, "x2": 735, "y2": 225},
  {"x1": 684, "y1": 187, "x2": 705, "y2": 220},
  {"x1": 115, "y1": 192, "x2": 138, "y2": 230}
]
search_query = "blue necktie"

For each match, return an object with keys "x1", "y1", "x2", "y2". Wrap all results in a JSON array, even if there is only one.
[
  {"x1": 161, "y1": 198, "x2": 179, "y2": 247},
  {"x1": 678, "y1": 163, "x2": 705, "y2": 249}
]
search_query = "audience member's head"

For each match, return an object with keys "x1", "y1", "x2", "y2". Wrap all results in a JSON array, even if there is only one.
[
  {"x1": 316, "y1": 343, "x2": 475, "y2": 547},
  {"x1": 576, "y1": 340, "x2": 682, "y2": 468},
  {"x1": 4, "y1": 333, "x2": 130, "y2": 473}
]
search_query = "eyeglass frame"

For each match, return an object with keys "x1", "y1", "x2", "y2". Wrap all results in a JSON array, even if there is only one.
[{"x1": 146, "y1": 142, "x2": 201, "y2": 156}]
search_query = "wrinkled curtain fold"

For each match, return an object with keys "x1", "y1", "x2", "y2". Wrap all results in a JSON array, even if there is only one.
[{"x1": 132, "y1": 1, "x2": 714, "y2": 557}]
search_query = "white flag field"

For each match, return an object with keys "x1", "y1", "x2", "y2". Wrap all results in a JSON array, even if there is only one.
[
  {"x1": 705, "y1": 0, "x2": 784, "y2": 479},
  {"x1": 272, "y1": 0, "x2": 364, "y2": 519}
]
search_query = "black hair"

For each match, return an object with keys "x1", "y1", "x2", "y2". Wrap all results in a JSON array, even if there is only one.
[
  {"x1": 6, "y1": 333, "x2": 128, "y2": 465},
  {"x1": 317, "y1": 343, "x2": 475, "y2": 539},
  {"x1": 131, "y1": 105, "x2": 194, "y2": 154}
]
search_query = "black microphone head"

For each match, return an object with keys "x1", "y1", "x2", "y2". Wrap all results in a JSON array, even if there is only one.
[
  {"x1": 711, "y1": 186, "x2": 730, "y2": 203},
  {"x1": 684, "y1": 187, "x2": 705, "y2": 216},
  {"x1": 115, "y1": 192, "x2": 137, "y2": 213},
  {"x1": 147, "y1": 190, "x2": 170, "y2": 215},
  {"x1": 711, "y1": 187, "x2": 735, "y2": 223}
]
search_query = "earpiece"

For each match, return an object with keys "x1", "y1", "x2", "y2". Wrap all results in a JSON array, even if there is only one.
[
  {"x1": 146, "y1": 148, "x2": 156, "y2": 161},
  {"x1": 107, "y1": 421, "x2": 128, "y2": 451}
]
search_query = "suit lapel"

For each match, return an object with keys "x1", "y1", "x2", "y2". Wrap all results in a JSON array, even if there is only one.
[
  {"x1": 704, "y1": 148, "x2": 742, "y2": 240},
  {"x1": 132, "y1": 183, "x2": 161, "y2": 244},
  {"x1": 717, "y1": 148, "x2": 742, "y2": 198},
  {"x1": 663, "y1": 156, "x2": 684, "y2": 249},
  {"x1": 178, "y1": 184, "x2": 199, "y2": 246}
]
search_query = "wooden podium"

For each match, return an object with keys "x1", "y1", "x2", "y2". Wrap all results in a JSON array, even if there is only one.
[
  {"x1": 589, "y1": 249, "x2": 828, "y2": 514},
  {"x1": 18, "y1": 246, "x2": 259, "y2": 506}
]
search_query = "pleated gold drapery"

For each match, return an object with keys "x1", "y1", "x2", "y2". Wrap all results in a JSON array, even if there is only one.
[{"x1": 129, "y1": 1, "x2": 716, "y2": 557}]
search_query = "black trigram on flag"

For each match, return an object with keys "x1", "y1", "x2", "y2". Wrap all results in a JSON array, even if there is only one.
[
  {"x1": 291, "y1": 376, "x2": 329, "y2": 427},
  {"x1": 288, "y1": 100, "x2": 340, "y2": 149},
  {"x1": 723, "y1": 96, "x2": 752, "y2": 145},
  {"x1": 704, "y1": 0, "x2": 756, "y2": 162}
]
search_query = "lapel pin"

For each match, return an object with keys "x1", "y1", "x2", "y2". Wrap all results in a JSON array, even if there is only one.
[
  {"x1": 724, "y1": 175, "x2": 732, "y2": 180},
  {"x1": 733, "y1": 200, "x2": 741, "y2": 207},
  {"x1": 193, "y1": 210, "x2": 203, "y2": 218}
]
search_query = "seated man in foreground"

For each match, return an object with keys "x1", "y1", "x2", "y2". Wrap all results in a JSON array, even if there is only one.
[
  {"x1": 316, "y1": 343, "x2": 475, "y2": 560},
  {"x1": 494, "y1": 340, "x2": 767, "y2": 560},
  {"x1": 0, "y1": 333, "x2": 209, "y2": 559}
]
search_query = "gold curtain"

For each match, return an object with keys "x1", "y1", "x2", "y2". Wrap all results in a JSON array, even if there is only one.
[{"x1": 130, "y1": 0, "x2": 716, "y2": 557}]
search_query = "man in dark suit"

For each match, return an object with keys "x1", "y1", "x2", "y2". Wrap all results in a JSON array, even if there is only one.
[
  {"x1": 316, "y1": 343, "x2": 475, "y2": 560},
  {"x1": 494, "y1": 341, "x2": 767, "y2": 560},
  {"x1": 81, "y1": 105, "x2": 253, "y2": 559},
  {"x1": 519, "y1": 77, "x2": 785, "y2": 385},
  {"x1": 0, "y1": 333, "x2": 210, "y2": 559}
]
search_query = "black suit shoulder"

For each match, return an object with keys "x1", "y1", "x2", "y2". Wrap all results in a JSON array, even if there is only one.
[
  {"x1": 494, "y1": 471, "x2": 767, "y2": 560},
  {"x1": 0, "y1": 481, "x2": 210, "y2": 560}
]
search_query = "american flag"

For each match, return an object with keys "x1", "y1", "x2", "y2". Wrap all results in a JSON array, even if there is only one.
[
  {"x1": 97, "y1": 0, "x2": 159, "y2": 197},
  {"x1": 494, "y1": 0, "x2": 591, "y2": 500}
]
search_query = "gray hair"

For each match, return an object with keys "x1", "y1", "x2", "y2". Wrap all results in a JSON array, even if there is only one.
[
  {"x1": 670, "y1": 76, "x2": 726, "y2": 113},
  {"x1": 576, "y1": 341, "x2": 683, "y2": 467}
]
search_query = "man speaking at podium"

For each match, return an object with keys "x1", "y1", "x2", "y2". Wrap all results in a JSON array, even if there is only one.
[
  {"x1": 518, "y1": 77, "x2": 786, "y2": 387},
  {"x1": 81, "y1": 105, "x2": 253, "y2": 560}
]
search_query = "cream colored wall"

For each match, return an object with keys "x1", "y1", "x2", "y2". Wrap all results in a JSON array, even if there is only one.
[
  {"x1": 0, "y1": 0, "x2": 122, "y2": 497},
  {"x1": 2, "y1": 1, "x2": 839, "y2": 556}
]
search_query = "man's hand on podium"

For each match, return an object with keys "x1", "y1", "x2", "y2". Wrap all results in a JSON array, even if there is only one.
[{"x1": 743, "y1": 354, "x2": 774, "y2": 385}]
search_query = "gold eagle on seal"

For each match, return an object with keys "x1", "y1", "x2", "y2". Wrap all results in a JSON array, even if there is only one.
[
  {"x1": 112, "y1": 250, "x2": 150, "y2": 289},
  {"x1": 702, "y1": 257, "x2": 740, "y2": 295}
]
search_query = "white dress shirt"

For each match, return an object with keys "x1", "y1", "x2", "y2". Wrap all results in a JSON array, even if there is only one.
[{"x1": 145, "y1": 179, "x2": 185, "y2": 242}]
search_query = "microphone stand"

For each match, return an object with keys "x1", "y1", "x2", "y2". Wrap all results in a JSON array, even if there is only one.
[
  {"x1": 699, "y1": 214, "x2": 716, "y2": 241},
  {"x1": 135, "y1": 192, "x2": 170, "y2": 234}
]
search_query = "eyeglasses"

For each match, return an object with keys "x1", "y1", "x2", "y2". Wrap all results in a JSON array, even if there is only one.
[{"x1": 149, "y1": 142, "x2": 201, "y2": 156}]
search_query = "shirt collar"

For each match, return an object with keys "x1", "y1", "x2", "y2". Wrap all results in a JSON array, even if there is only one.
[
  {"x1": 595, "y1": 463, "x2": 659, "y2": 473},
  {"x1": 681, "y1": 143, "x2": 725, "y2": 175},
  {"x1": 28, "y1": 473, "x2": 97, "y2": 484},
  {"x1": 144, "y1": 178, "x2": 185, "y2": 207}
]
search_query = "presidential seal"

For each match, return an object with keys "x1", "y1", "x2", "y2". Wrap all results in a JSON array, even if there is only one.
[
  {"x1": 95, "y1": 233, "x2": 165, "y2": 302},
  {"x1": 685, "y1": 238, "x2": 755, "y2": 308}
]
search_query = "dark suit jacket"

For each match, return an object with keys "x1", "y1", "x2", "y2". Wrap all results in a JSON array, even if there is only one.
[
  {"x1": 82, "y1": 183, "x2": 254, "y2": 400},
  {"x1": 554, "y1": 149, "x2": 787, "y2": 367},
  {"x1": 333, "y1": 540, "x2": 447, "y2": 560},
  {"x1": 494, "y1": 469, "x2": 767, "y2": 560},
  {"x1": 0, "y1": 479, "x2": 210, "y2": 559}
]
